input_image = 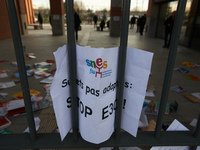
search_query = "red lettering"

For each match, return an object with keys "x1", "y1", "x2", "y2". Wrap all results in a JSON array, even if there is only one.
[{"x1": 96, "y1": 58, "x2": 103, "y2": 67}]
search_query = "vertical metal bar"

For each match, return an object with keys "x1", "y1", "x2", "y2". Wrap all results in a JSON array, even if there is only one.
[
  {"x1": 155, "y1": 0, "x2": 187, "y2": 138},
  {"x1": 194, "y1": 114, "x2": 200, "y2": 138},
  {"x1": 115, "y1": 0, "x2": 131, "y2": 140},
  {"x1": 5, "y1": 0, "x2": 37, "y2": 141},
  {"x1": 66, "y1": 0, "x2": 79, "y2": 140}
]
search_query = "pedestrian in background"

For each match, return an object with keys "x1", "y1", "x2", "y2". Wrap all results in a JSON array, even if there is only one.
[
  {"x1": 74, "y1": 11, "x2": 81, "y2": 41},
  {"x1": 38, "y1": 12, "x2": 43, "y2": 29},
  {"x1": 130, "y1": 15, "x2": 136, "y2": 29},
  {"x1": 136, "y1": 16, "x2": 141, "y2": 33},
  {"x1": 139, "y1": 14, "x2": 146, "y2": 35},
  {"x1": 107, "y1": 19, "x2": 110, "y2": 28},
  {"x1": 93, "y1": 15, "x2": 98, "y2": 28},
  {"x1": 163, "y1": 11, "x2": 176, "y2": 48}
]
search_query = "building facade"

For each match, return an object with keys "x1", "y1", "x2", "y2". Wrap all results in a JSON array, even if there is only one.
[
  {"x1": 1, "y1": 0, "x2": 199, "y2": 49},
  {"x1": 0, "y1": 0, "x2": 35, "y2": 40},
  {"x1": 147, "y1": 0, "x2": 200, "y2": 49}
]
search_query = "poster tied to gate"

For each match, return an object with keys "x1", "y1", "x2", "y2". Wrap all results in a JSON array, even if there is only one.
[{"x1": 50, "y1": 44, "x2": 153, "y2": 144}]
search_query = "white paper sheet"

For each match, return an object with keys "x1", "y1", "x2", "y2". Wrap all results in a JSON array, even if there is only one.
[
  {"x1": 145, "y1": 91, "x2": 155, "y2": 97},
  {"x1": 150, "y1": 119, "x2": 189, "y2": 150},
  {"x1": 0, "y1": 73, "x2": 8, "y2": 78},
  {"x1": 190, "y1": 118, "x2": 197, "y2": 127},
  {"x1": 50, "y1": 45, "x2": 72, "y2": 140},
  {"x1": 0, "y1": 81, "x2": 16, "y2": 89},
  {"x1": 50, "y1": 44, "x2": 153, "y2": 144},
  {"x1": 121, "y1": 47, "x2": 153, "y2": 137},
  {"x1": 7, "y1": 99, "x2": 25, "y2": 111},
  {"x1": 191, "y1": 92, "x2": 200, "y2": 99},
  {"x1": 24, "y1": 117, "x2": 41, "y2": 133}
]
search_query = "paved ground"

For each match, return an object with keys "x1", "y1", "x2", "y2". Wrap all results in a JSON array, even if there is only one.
[{"x1": 0, "y1": 23, "x2": 200, "y2": 150}]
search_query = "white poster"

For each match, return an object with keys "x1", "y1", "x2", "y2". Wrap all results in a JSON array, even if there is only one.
[{"x1": 50, "y1": 44, "x2": 153, "y2": 144}]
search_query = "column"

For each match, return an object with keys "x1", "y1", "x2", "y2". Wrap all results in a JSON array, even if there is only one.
[
  {"x1": 146, "y1": 0, "x2": 160, "y2": 37},
  {"x1": 110, "y1": 0, "x2": 122, "y2": 37},
  {"x1": 50, "y1": 0, "x2": 65, "y2": 36},
  {"x1": 0, "y1": 0, "x2": 12, "y2": 40},
  {"x1": 186, "y1": 0, "x2": 199, "y2": 36},
  {"x1": 16, "y1": 0, "x2": 28, "y2": 35},
  {"x1": 25, "y1": 0, "x2": 35, "y2": 25}
]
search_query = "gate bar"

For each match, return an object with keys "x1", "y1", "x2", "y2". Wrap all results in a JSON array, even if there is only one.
[
  {"x1": 115, "y1": 0, "x2": 131, "y2": 140},
  {"x1": 5, "y1": 0, "x2": 37, "y2": 141},
  {"x1": 66, "y1": 0, "x2": 79, "y2": 140},
  {"x1": 194, "y1": 114, "x2": 200, "y2": 138},
  {"x1": 191, "y1": 115, "x2": 200, "y2": 150},
  {"x1": 155, "y1": 0, "x2": 187, "y2": 138},
  {"x1": 0, "y1": 131, "x2": 200, "y2": 149}
]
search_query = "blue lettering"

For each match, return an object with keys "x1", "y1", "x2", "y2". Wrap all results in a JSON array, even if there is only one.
[
  {"x1": 86, "y1": 59, "x2": 91, "y2": 67},
  {"x1": 90, "y1": 68, "x2": 95, "y2": 74}
]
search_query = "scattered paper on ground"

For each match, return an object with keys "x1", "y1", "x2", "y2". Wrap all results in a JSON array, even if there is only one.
[
  {"x1": 0, "y1": 81, "x2": 16, "y2": 89},
  {"x1": 24, "y1": 117, "x2": 40, "y2": 133}
]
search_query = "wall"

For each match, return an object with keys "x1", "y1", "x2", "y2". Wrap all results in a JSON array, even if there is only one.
[
  {"x1": 0, "y1": 0, "x2": 32, "y2": 40},
  {"x1": 156, "y1": 3, "x2": 168, "y2": 38},
  {"x1": 147, "y1": 0, "x2": 160, "y2": 38}
]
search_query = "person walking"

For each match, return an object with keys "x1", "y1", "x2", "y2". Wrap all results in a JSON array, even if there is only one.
[
  {"x1": 38, "y1": 12, "x2": 43, "y2": 29},
  {"x1": 136, "y1": 16, "x2": 141, "y2": 33},
  {"x1": 163, "y1": 11, "x2": 176, "y2": 48},
  {"x1": 130, "y1": 15, "x2": 136, "y2": 29},
  {"x1": 93, "y1": 15, "x2": 98, "y2": 28},
  {"x1": 139, "y1": 14, "x2": 146, "y2": 35},
  {"x1": 74, "y1": 11, "x2": 81, "y2": 41}
]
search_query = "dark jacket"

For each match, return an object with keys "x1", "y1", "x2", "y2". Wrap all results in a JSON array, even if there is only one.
[
  {"x1": 131, "y1": 16, "x2": 136, "y2": 24},
  {"x1": 100, "y1": 20, "x2": 105, "y2": 28},
  {"x1": 164, "y1": 15, "x2": 175, "y2": 33},
  {"x1": 140, "y1": 15, "x2": 146, "y2": 27},
  {"x1": 93, "y1": 15, "x2": 98, "y2": 23},
  {"x1": 38, "y1": 13, "x2": 43, "y2": 24},
  {"x1": 74, "y1": 12, "x2": 81, "y2": 31}
]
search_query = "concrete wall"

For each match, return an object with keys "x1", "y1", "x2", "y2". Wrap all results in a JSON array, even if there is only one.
[
  {"x1": 20, "y1": 14, "x2": 28, "y2": 35},
  {"x1": 51, "y1": 15, "x2": 65, "y2": 36},
  {"x1": 16, "y1": 0, "x2": 28, "y2": 35}
]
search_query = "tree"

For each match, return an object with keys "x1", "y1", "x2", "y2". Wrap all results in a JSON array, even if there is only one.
[
  {"x1": 87, "y1": 9, "x2": 93, "y2": 16},
  {"x1": 102, "y1": 8, "x2": 107, "y2": 20}
]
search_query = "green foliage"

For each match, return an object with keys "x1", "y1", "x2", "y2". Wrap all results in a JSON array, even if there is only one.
[{"x1": 43, "y1": 17, "x2": 49, "y2": 23}]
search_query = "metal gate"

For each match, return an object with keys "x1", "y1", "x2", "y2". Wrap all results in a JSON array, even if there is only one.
[{"x1": 1, "y1": 0, "x2": 200, "y2": 149}]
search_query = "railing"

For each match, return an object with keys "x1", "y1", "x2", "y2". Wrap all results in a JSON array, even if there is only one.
[{"x1": 0, "y1": 0, "x2": 200, "y2": 149}]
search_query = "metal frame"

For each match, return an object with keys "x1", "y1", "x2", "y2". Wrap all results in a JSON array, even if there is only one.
[{"x1": 1, "y1": 0, "x2": 200, "y2": 149}]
